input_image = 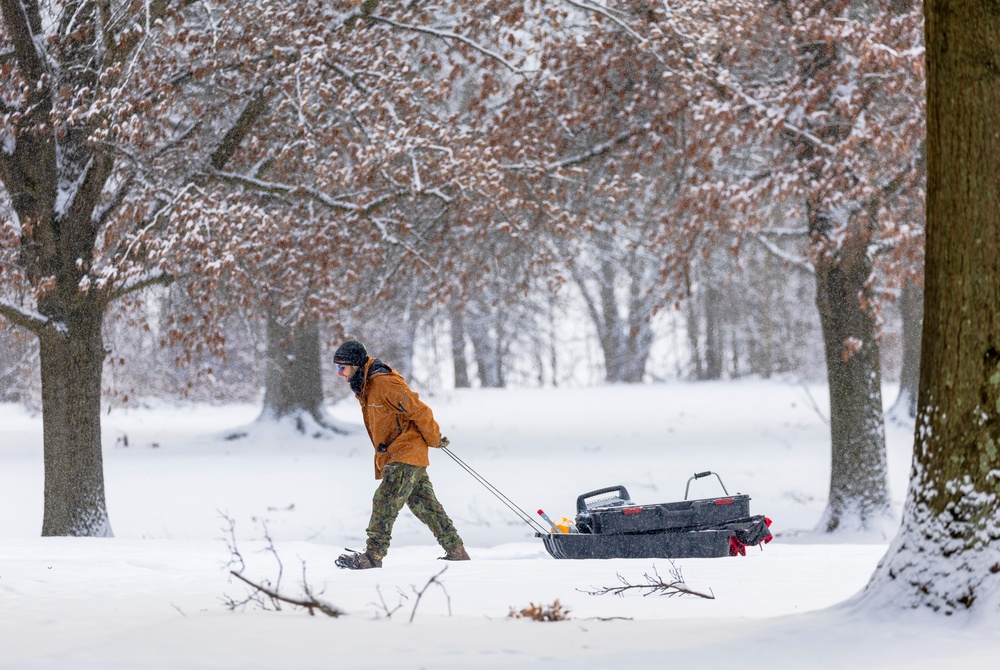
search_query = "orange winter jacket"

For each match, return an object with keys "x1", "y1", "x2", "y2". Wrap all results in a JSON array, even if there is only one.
[{"x1": 354, "y1": 358, "x2": 442, "y2": 479}]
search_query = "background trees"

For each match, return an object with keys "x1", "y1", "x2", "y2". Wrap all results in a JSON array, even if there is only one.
[{"x1": 2, "y1": 1, "x2": 926, "y2": 539}]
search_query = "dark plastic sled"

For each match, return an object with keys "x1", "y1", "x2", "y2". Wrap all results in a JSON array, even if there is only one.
[{"x1": 538, "y1": 473, "x2": 772, "y2": 560}]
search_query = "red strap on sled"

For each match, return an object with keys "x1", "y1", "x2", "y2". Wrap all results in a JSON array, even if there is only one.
[{"x1": 729, "y1": 516, "x2": 774, "y2": 557}]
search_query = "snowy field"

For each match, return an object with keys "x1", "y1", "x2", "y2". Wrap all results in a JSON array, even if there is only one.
[{"x1": 1, "y1": 379, "x2": 997, "y2": 669}]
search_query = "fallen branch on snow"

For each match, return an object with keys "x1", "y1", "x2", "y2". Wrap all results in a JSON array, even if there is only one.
[
  {"x1": 228, "y1": 569, "x2": 344, "y2": 618},
  {"x1": 580, "y1": 562, "x2": 715, "y2": 600},
  {"x1": 220, "y1": 512, "x2": 344, "y2": 617}
]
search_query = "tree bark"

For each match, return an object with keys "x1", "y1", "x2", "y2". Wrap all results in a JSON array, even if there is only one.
[
  {"x1": 260, "y1": 314, "x2": 332, "y2": 432},
  {"x1": 813, "y1": 212, "x2": 892, "y2": 533},
  {"x1": 38, "y1": 298, "x2": 112, "y2": 537},
  {"x1": 863, "y1": 0, "x2": 1000, "y2": 614}
]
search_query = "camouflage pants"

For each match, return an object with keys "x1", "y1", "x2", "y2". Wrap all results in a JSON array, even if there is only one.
[{"x1": 365, "y1": 463, "x2": 463, "y2": 557}]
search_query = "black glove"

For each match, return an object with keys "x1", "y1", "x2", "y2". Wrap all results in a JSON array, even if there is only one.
[{"x1": 433, "y1": 436, "x2": 450, "y2": 449}]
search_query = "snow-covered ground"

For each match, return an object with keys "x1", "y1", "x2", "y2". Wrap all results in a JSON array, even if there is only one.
[{"x1": 1, "y1": 380, "x2": 996, "y2": 669}]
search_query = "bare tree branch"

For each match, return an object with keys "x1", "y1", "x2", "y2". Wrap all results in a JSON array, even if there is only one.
[
  {"x1": 503, "y1": 132, "x2": 633, "y2": 173},
  {"x1": 561, "y1": 0, "x2": 650, "y2": 45},
  {"x1": 228, "y1": 570, "x2": 345, "y2": 618},
  {"x1": 221, "y1": 512, "x2": 344, "y2": 618},
  {"x1": 408, "y1": 566, "x2": 450, "y2": 623},
  {"x1": 369, "y1": 585, "x2": 408, "y2": 619},
  {"x1": 580, "y1": 563, "x2": 715, "y2": 599},
  {"x1": 210, "y1": 87, "x2": 270, "y2": 171}
]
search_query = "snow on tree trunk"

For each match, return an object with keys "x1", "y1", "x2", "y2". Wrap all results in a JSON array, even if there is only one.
[
  {"x1": 813, "y1": 210, "x2": 892, "y2": 534},
  {"x1": 862, "y1": 0, "x2": 1000, "y2": 614},
  {"x1": 38, "y1": 298, "x2": 112, "y2": 537}
]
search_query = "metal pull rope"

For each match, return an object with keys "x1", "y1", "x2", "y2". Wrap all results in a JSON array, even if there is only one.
[{"x1": 440, "y1": 446, "x2": 550, "y2": 534}]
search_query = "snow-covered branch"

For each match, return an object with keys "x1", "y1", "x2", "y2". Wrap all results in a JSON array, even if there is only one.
[
  {"x1": 753, "y1": 233, "x2": 815, "y2": 275},
  {"x1": 210, "y1": 170, "x2": 363, "y2": 213},
  {"x1": 503, "y1": 132, "x2": 633, "y2": 172},
  {"x1": 364, "y1": 15, "x2": 531, "y2": 74},
  {"x1": 762, "y1": 227, "x2": 810, "y2": 238},
  {"x1": 326, "y1": 60, "x2": 377, "y2": 94},
  {"x1": 0, "y1": 0, "x2": 49, "y2": 82},
  {"x1": 561, "y1": 0, "x2": 651, "y2": 46},
  {"x1": 109, "y1": 270, "x2": 175, "y2": 302},
  {"x1": 210, "y1": 170, "x2": 436, "y2": 267},
  {"x1": 93, "y1": 172, "x2": 138, "y2": 229},
  {"x1": 0, "y1": 298, "x2": 48, "y2": 334}
]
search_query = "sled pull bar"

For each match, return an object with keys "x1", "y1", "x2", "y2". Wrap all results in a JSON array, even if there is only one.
[
  {"x1": 684, "y1": 471, "x2": 729, "y2": 500},
  {"x1": 440, "y1": 446, "x2": 550, "y2": 534}
]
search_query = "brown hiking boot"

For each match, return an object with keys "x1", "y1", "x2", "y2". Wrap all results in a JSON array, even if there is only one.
[
  {"x1": 440, "y1": 544, "x2": 470, "y2": 561},
  {"x1": 336, "y1": 550, "x2": 383, "y2": 570}
]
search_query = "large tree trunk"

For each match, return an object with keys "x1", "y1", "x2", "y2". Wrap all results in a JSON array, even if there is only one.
[
  {"x1": 889, "y1": 278, "x2": 922, "y2": 420},
  {"x1": 863, "y1": 0, "x2": 1000, "y2": 614},
  {"x1": 813, "y1": 213, "x2": 892, "y2": 533},
  {"x1": 260, "y1": 315, "x2": 333, "y2": 432},
  {"x1": 38, "y1": 298, "x2": 112, "y2": 537}
]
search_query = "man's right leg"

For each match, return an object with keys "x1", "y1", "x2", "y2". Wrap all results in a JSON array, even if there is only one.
[{"x1": 405, "y1": 468, "x2": 468, "y2": 560}]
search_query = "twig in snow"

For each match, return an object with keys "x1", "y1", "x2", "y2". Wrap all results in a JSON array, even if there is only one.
[
  {"x1": 219, "y1": 511, "x2": 245, "y2": 574},
  {"x1": 229, "y1": 570, "x2": 344, "y2": 617},
  {"x1": 220, "y1": 513, "x2": 344, "y2": 617},
  {"x1": 580, "y1": 562, "x2": 715, "y2": 599},
  {"x1": 369, "y1": 585, "x2": 408, "y2": 620},
  {"x1": 408, "y1": 566, "x2": 451, "y2": 623}
]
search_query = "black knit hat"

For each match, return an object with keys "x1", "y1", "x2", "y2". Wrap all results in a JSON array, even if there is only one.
[{"x1": 334, "y1": 340, "x2": 368, "y2": 367}]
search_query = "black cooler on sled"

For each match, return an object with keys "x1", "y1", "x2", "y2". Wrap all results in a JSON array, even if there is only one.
[{"x1": 538, "y1": 472, "x2": 772, "y2": 559}]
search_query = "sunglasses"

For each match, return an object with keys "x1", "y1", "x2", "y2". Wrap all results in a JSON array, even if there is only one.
[{"x1": 336, "y1": 365, "x2": 345, "y2": 373}]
